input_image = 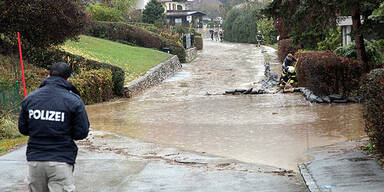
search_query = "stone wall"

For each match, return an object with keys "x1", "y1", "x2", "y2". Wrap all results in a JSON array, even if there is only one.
[
  {"x1": 124, "y1": 55, "x2": 181, "y2": 98},
  {"x1": 185, "y1": 47, "x2": 197, "y2": 63}
]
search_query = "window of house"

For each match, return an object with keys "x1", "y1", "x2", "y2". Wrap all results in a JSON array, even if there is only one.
[
  {"x1": 177, "y1": 5, "x2": 183, "y2": 10},
  {"x1": 169, "y1": 3, "x2": 171, "y2": 10},
  {"x1": 173, "y1": 4, "x2": 176, "y2": 10}
]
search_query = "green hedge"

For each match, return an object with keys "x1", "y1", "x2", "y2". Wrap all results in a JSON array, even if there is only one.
[
  {"x1": 195, "y1": 35, "x2": 203, "y2": 50},
  {"x1": 24, "y1": 47, "x2": 125, "y2": 96},
  {"x1": 363, "y1": 68, "x2": 384, "y2": 155},
  {"x1": 71, "y1": 69, "x2": 114, "y2": 105},
  {"x1": 85, "y1": 21, "x2": 186, "y2": 62},
  {"x1": 87, "y1": 3, "x2": 124, "y2": 22},
  {"x1": 296, "y1": 51, "x2": 383, "y2": 97}
]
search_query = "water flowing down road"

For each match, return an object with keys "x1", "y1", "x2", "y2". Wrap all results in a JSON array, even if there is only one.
[{"x1": 86, "y1": 39, "x2": 366, "y2": 171}]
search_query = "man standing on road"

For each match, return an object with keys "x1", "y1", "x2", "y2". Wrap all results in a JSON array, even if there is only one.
[
  {"x1": 18, "y1": 62, "x2": 90, "y2": 192},
  {"x1": 256, "y1": 31, "x2": 263, "y2": 47}
]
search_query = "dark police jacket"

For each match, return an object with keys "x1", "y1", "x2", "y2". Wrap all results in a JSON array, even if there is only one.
[{"x1": 18, "y1": 76, "x2": 89, "y2": 164}]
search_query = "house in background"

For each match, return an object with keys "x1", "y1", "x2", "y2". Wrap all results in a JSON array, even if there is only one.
[
  {"x1": 159, "y1": 0, "x2": 193, "y2": 11},
  {"x1": 159, "y1": 0, "x2": 206, "y2": 27},
  {"x1": 337, "y1": 16, "x2": 364, "y2": 46},
  {"x1": 135, "y1": 0, "x2": 206, "y2": 27},
  {"x1": 337, "y1": 16, "x2": 353, "y2": 46}
]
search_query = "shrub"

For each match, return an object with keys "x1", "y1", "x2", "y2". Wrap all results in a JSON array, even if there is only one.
[
  {"x1": 295, "y1": 51, "x2": 383, "y2": 97},
  {"x1": 278, "y1": 39, "x2": 300, "y2": 62},
  {"x1": 194, "y1": 35, "x2": 203, "y2": 50},
  {"x1": 0, "y1": 0, "x2": 88, "y2": 49},
  {"x1": 71, "y1": 69, "x2": 114, "y2": 105},
  {"x1": 129, "y1": 22, "x2": 159, "y2": 32},
  {"x1": 161, "y1": 39, "x2": 186, "y2": 62},
  {"x1": 0, "y1": 111, "x2": 19, "y2": 139},
  {"x1": 87, "y1": 3, "x2": 124, "y2": 22},
  {"x1": 125, "y1": 9, "x2": 142, "y2": 22},
  {"x1": 176, "y1": 25, "x2": 187, "y2": 35},
  {"x1": 19, "y1": 46, "x2": 125, "y2": 96},
  {"x1": 86, "y1": 21, "x2": 162, "y2": 49},
  {"x1": 129, "y1": 23, "x2": 184, "y2": 47},
  {"x1": 85, "y1": 21, "x2": 186, "y2": 62},
  {"x1": 334, "y1": 40, "x2": 384, "y2": 64},
  {"x1": 363, "y1": 68, "x2": 384, "y2": 155},
  {"x1": 317, "y1": 27, "x2": 342, "y2": 51}
]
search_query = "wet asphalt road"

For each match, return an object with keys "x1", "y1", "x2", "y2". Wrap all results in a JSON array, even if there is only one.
[{"x1": 86, "y1": 39, "x2": 365, "y2": 170}]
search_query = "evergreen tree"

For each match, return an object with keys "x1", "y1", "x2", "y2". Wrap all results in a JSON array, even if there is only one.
[{"x1": 142, "y1": 0, "x2": 165, "y2": 24}]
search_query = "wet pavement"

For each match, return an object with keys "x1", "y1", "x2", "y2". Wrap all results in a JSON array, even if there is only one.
[
  {"x1": 87, "y1": 40, "x2": 366, "y2": 170},
  {"x1": 299, "y1": 140, "x2": 384, "y2": 192},
  {"x1": 0, "y1": 131, "x2": 307, "y2": 192}
]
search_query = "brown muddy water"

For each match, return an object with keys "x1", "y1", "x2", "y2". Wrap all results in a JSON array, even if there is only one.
[{"x1": 86, "y1": 40, "x2": 366, "y2": 170}]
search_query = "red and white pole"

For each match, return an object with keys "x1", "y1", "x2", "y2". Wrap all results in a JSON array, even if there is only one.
[{"x1": 17, "y1": 32, "x2": 27, "y2": 98}]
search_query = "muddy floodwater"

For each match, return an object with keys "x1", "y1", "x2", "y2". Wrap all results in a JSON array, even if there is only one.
[{"x1": 86, "y1": 40, "x2": 366, "y2": 170}]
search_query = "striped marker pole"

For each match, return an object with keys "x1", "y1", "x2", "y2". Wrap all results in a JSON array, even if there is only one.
[{"x1": 17, "y1": 32, "x2": 27, "y2": 98}]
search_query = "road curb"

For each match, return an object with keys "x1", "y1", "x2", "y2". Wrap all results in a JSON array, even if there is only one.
[{"x1": 298, "y1": 163, "x2": 320, "y2": 192}]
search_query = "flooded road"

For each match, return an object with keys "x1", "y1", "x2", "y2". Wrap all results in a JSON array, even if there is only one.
[{"x1": 86, "y1": 40, "x2": 366, "y2": 170}]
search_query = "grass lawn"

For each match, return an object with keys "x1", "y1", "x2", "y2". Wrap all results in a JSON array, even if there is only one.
[{"x1": 61, "y1": 35, "x2": 171, "y2": 83}]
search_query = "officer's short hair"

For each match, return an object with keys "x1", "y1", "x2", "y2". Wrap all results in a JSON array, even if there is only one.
[{"x1": 50, "y1": 62, "x2": 72, "y2": 79}]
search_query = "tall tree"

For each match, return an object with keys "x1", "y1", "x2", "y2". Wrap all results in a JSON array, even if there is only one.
[{"x1": 142, "y1": 0, "x2": 165, "y2": 24}]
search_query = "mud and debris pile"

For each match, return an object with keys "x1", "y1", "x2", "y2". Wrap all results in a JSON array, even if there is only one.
[
  {"x1": 224, "y1": 88, "x2": 269, "y2": 95},
  {"x1": 299, "y1": 88, "x2": 364, "y2": 103},
  {"x1": 262, "y1": 62, "x2": 280, "y2": 89}
]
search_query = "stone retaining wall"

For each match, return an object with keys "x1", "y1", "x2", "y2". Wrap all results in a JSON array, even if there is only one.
[
  {"x1": 185, "y1": 47, "x2": 197, "y2": 63},
  {"x1": 124, "y1": 55, "x2": 181, "y2": 98}
]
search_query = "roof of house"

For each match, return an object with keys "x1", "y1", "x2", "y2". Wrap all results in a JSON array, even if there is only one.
[{"x1": 165, "y1": 10, "x2": 206, "y2": 17}]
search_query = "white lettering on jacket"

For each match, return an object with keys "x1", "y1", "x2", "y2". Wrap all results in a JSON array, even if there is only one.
[{"x1": 28, "y1": 110, "x2": 65, "y2": 122}]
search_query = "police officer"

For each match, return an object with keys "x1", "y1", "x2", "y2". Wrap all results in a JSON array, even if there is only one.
[{"x1": 18, "y1": 62, "x2": 89, "y2": 192}]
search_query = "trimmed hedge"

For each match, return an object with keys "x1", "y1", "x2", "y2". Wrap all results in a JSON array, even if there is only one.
[
  {"x1": 24, "y1": 47, "x2": 125, "y2": 96},
  {"x1": 85, "y1": 21, "x2": 186, "y2": 62},
  {"x1": 195, "y1": 35, "x2": 203, "y2": 50},
  {"x1": 71, "y1": 69, "x2": 114, "y2": 105},
  {"x1": 86, "y1": 21, "x2": 162, "y2": 49},
  {"x1": 363, "y1": 68, "x2": 384, "y2": 155},
  {"x1": 278, "y1": 39, "x2": 300, "y2": 62},
  {"x1": 295, "y1": 51, "x2": 383, "y2": 97}
]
